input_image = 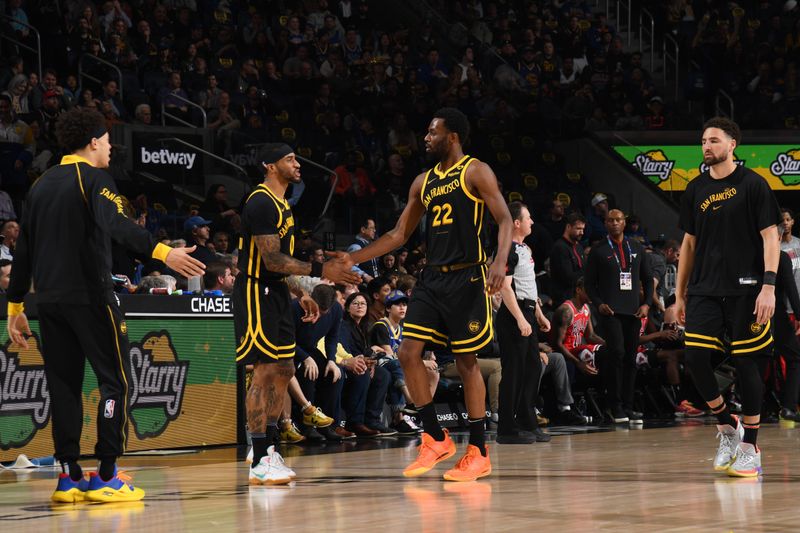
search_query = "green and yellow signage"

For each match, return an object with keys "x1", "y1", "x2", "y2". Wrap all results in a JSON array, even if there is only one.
[
  {"x1": 0, "y1": 318, "x2": 237, "y2": 461},
  {"x1": 613, "y1": 144, "x2": 800, "y2": 191}
]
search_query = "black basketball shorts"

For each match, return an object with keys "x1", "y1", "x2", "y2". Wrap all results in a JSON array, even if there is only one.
[
  {"x1": 233, "y1": 276, "x2": 296, "y2": 365},
  {"x1": 684, "y1": 294, "x2": 773, "y2": 357},
  {"x1": 403, "y1": 264, "x2": 493, "y2": 355}
]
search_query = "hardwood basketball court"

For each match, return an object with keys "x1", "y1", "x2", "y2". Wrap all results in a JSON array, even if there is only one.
[{"x1": 2, "y1": 420, "x2": 799, "y2": 531}]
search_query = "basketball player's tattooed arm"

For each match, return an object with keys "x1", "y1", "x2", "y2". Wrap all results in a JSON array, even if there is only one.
[
  {"x1": 466, "y1": 161, "x2": 513, "y2": 294},
  {"x1": 350, "y1": 174, "x2": 427, "y2": 265},
  {"x1": 552, "y1": 304, "x2": 577, "y2": 364},
  {"x1": 255, "y1": 234, "x2": 314, "y2": 275},
  {"x1": 254, "y1": 235, "x2": 359, "y2": 285}
]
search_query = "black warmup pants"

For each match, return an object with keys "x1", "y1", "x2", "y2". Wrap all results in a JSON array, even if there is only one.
[
  {"x1": 496, "y1": 302, "x2": 542, "y2": 435},
  {"x1": 596, "y1": 313, "x2": 640, "y2": 410},
  {"x1": 38, "y1": 301, "x2": 131, "y2": 463}
]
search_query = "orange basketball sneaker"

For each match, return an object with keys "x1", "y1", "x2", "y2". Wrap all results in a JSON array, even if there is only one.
[
  {"x1": 443, "y1": 445, "x2": 492, "y2": 482},
  {"x1": 402, "y1": 429, "x2": 457, "y2": 477}
]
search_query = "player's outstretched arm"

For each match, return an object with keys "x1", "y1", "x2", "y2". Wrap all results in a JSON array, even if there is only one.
[
  {"x1": 254, "y1": 235, "x2": 360, "y2": 285},
  {"x1": 350, "y1": 174, "x2": 426, "y2": 265}
]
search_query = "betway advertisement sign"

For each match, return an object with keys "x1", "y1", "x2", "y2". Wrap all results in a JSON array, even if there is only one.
[
  {"x1": 613, "y1": 144, "x2": 800, "y2": 191},
  {"x1": 132, "y1": 131, "x2": 204, "y2": 183}
]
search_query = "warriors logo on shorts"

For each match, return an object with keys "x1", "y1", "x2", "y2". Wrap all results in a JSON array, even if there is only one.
[
  {"x1": 468, "y1": 320, "x2": 481, "y2": 334},
  {"x1": 749, "y1": 322, "x2": 763, "y2": 334}
]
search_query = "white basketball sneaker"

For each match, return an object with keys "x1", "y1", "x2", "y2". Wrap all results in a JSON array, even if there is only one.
[{"x1": 249, "y1": 446, "x2": 294, "y2": 485}]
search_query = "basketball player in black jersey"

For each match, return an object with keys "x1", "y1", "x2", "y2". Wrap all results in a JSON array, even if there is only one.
[
  {"x1": 349, "y1": 108, "x2": 513, "y2": 481},
  {"x1": 234, "y1": 143, "x2": 359, "y2": 485},
  {"x1": 676, "y1": 118, "x2": 781, "y2": 477}
]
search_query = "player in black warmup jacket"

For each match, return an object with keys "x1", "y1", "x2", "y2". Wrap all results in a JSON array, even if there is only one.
[{"x1": 6, "y1": 107, "x2": 205, "y2": 503}]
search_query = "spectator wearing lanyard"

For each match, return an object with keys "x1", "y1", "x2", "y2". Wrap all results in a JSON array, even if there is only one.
[
  {"x1": 549, "y1": 212, "x2": 587, "y2": 306},
  {"x1": 584, "y1": 209, "x2": 653, "y2": 424}
]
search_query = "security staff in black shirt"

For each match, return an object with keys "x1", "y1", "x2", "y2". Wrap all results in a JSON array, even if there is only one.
[
  {"x1": 584, "y1": 208, "x2": 653, "y2": 424},
  {"x1": 6, "y1": 107, "x2": 205, "y2": 502}
]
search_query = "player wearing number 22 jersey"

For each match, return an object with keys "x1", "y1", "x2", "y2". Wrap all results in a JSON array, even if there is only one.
[{"x1": 349, "y1": 107, "x2": 514, "y2": 482}]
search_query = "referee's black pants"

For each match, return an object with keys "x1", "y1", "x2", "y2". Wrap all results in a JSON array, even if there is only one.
[
  {"x1": 38, "y1": 301, "x2": 131, "y2": 463},
  {"x1": 596, "y1": 313, "x2": 640, "y2": 411},
  {"x1": 496, "y1": 302, "x2": 542, "y2": 435}
]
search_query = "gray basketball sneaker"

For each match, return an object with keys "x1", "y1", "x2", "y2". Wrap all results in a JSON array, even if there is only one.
[
  {"x1": 726, "y1": 442, "x2": 762, "y2": 478},
  {"x1": 714, "y1": 415, "x2": 743, "y2": 471}
]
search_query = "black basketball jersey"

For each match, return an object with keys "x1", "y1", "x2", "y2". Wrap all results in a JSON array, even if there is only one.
[
  {"x1": 420, "y1": 155, "x2": 486, "y2": 266},
  {"x1": 237, "y1": 183, "x2": 295, "y2": 280},
  {"x1": 679, "y1": 165, "x2": 781, "y2": 296}
]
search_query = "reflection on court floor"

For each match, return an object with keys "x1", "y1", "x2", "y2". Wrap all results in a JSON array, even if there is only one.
[{"x1": 2, "y1": 421, "x2": 800, "y2": 532}]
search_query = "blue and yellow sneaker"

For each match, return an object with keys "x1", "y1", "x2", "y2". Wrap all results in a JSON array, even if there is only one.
[
  {"x1": 85, "y1": 468, "x2": 145, "y2": 502},
  {"x1": 52, "y1": 473, "x2": 90, "y2": 503}
]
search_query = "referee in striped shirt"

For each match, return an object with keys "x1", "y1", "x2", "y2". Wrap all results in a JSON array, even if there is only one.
[{"x1": 496, "y1": 201, "x2": 552, "y2": 444}]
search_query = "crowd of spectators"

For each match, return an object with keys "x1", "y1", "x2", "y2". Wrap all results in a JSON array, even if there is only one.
[
  {"x1": 0, "y1": 0, "x2": 685, "y2": 233},
  {"x1": 655, "y1": 0, "x2": 800, "y2": 129}
]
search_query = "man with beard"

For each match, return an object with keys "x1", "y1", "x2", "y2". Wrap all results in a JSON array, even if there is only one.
[
  {"x1": 234, "y1": 143, "x2": 359, "y2": 485},
  {"x1": 348, "y1": 108, "x2": 514, "y2": 481},
  {"x1": 676, "y1": 117, "x2": 781, "y2": 477},
  {"x1": 549, "y1": 212, "x2": 587, "y2": 306}
]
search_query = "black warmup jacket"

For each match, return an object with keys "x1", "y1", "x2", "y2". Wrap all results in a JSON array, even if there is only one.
[{"x1": 7, "y1": 154, "x2": 169, "y2": 306}]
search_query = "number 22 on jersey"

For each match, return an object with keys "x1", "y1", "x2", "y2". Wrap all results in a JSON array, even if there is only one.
[{"x1": 431, "y1": 202, "x2": 454, "y2": 227}]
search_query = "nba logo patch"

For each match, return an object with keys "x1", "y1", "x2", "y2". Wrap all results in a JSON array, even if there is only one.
[
  {"x1": 264, "y1": 287, "x2": 269, "y2": 296},
  {"x1": 104, "y1": 399, "x2": 115, "y2": 418}
]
